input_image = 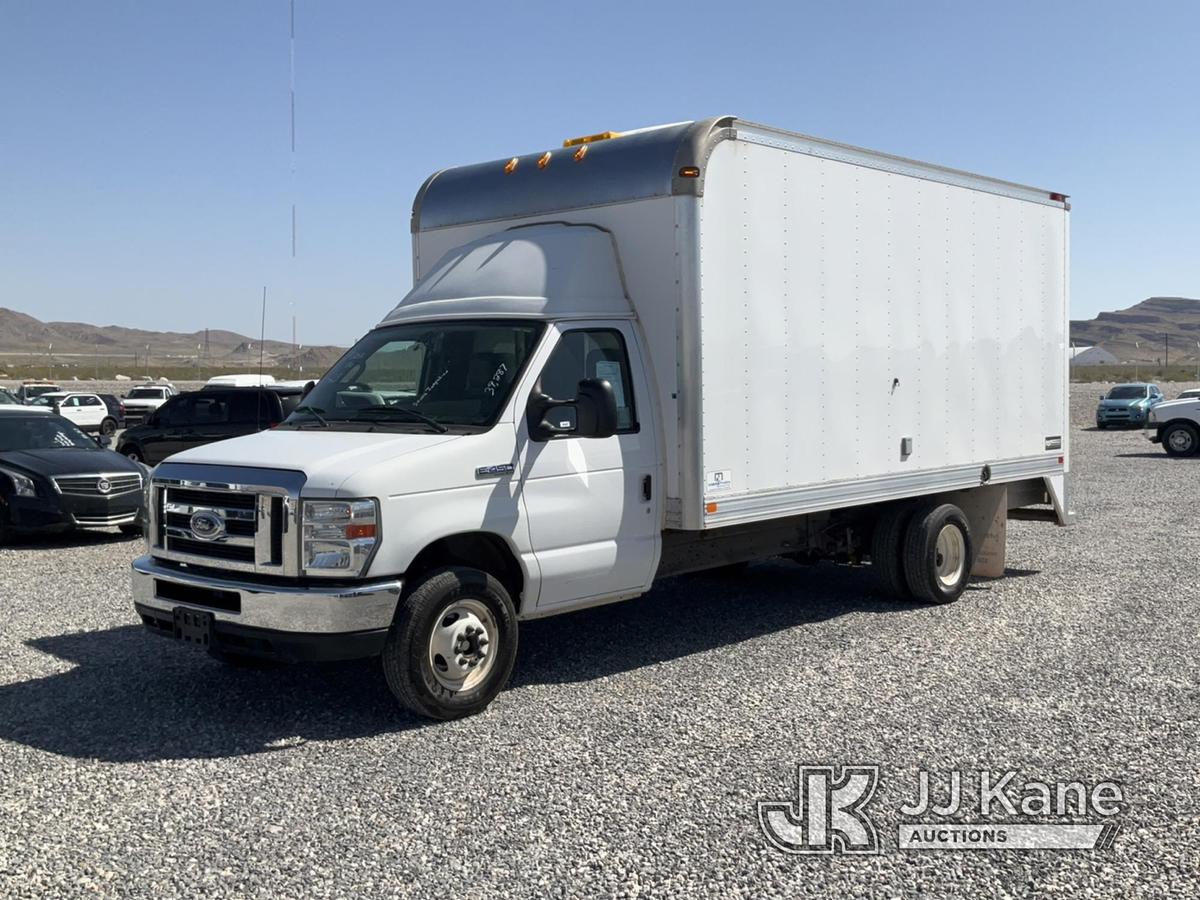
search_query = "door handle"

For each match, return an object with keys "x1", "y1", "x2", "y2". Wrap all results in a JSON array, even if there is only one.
[{"x1": 641, "y1": 474, "x2": 652, "y2": 502}]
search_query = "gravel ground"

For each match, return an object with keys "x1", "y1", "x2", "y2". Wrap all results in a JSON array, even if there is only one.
[{"x1": 1, "y1": 384, "x2": 1196, "y2": 898}]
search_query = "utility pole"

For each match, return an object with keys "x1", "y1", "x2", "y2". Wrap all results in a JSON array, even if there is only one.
[
  {"x1": 1134, "y1": 341, "x2": 1140, "y2": 382},
  {"x1": 145, "y1": 344, "x2": 151, "y2": 381},
  {"x1": 47, "y1": 343, "x2": 53, "y2": 380},
  {"x1": 1164, "y1": 333, "x2": 1169, "y2": 371}
]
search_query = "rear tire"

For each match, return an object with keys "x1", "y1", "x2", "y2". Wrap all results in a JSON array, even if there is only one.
[
  {"x1": 871, "y1": 503, "x2": 914, "y2": 600},
  {"x1": 122, "y1": 446, "x2": 143, "y2": 463},
  {"x1": 1162, "y1": 422, "x2": 1199, "y2": 457},
  {"x1": 382, "y1": 567, "x2": 518, "y2": 720},
  {"x1": 100, "y1": 417, "x2": 117, "y2": 436},
  {"x1": 903, "y1": 503, "x2": 973, "y2": 604}
]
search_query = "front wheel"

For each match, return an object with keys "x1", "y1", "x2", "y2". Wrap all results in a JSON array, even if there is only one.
[
  {"x1": 100, "y1": 417, "x2": 117, "y2": 436},
  {"x1": 1162, "y1": 422, "x2": 1199, "y2": 457},
  {"x1": 903, "y1": 502, "x2": 973, "y2": 604},
  {"x1": 121, "y1": 446, "x2": 143, "y2": 463},
  {"x1": 381, "y1": 567, "x2": 518, "y2": 720}
]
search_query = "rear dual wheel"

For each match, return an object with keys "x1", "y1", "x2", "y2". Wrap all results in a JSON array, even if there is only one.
[{"x1": 872, "y1": 501, "x2": 973, "y2": 604}]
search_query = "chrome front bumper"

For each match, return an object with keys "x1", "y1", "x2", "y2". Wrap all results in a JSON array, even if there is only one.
[{"x1": 131, "y1": 555, "x2": 403, "y2": 634}]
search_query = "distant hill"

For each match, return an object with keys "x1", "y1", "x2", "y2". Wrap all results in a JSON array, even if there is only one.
[
  {"x1": 1070, "y1": 297, "x2": 1200, "y2": 362},
  {"x1": 0, "y1": 307, "x2": 346, "y2": 370}
]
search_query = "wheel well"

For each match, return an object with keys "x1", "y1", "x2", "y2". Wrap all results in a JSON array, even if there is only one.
[
  {"x1": 405, "y1": 532, "x2": 525, "y2": 612},
  {"x1": 1162, "y1": 418, "x2": 1199, "y2": 431}
]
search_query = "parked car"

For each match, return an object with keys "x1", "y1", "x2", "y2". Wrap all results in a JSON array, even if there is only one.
[
  {"x1": 1146, "y1": 396, "x2": 1200, "y2": 456},
  {"x1": 1095, "y1": 383, "x2": 1163, "y2": 429},
  {"x1": 117, "y1": 386, "x2": 305, "y2": 464},
  {"x1": 121, "y1": 383, "x2": 178, "y2": 425},
  {"x1": 97, "y1": 393, "x2": 127, "y2": 429},
  {"x1": 1175, "y1": 389, "x2": 1200, "y2": 400},
  {"x1": 15, "y1": 381, "x2": 60, "y2": 405},
  {"x1": 30, "y1": 392, "x2": 121, "y2": 435},
  {"x1": 0, "y1": 412, "x2": 144, "y2": 542}
]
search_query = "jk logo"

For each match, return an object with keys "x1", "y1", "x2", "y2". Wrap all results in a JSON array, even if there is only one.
[{"x1": 758, "y1": 765, "x2": 881, "y2": 855}]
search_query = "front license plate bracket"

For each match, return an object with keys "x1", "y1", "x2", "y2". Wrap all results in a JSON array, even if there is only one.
[{"x1": 173, "y1": 607, "x2": 214, "y2": 648}]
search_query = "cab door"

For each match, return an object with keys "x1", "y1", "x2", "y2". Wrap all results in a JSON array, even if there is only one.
[
  {"x1": 55, "y1": 396, "x2": 88, "y2": 429},
  {"x1": 518, "y1": 322, "x2": 661, "y2": 609},
  {"x1": 77, "y1": 395, "x2": 106, "y2": 430}
]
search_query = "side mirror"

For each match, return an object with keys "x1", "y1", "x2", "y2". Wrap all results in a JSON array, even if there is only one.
[
  {"x1": 528, "y1": 378, "x2": 619, "y2": 441},
  {"x1": 301, "y1": 380, "x2": 316, "y2": 399}
]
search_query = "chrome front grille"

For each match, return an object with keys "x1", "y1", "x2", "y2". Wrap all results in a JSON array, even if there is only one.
[
  {"x1": 147, "y1": 463, "x2": 303, "y2": 575},
  {"x1": 54, "y1": 472, "x2": 143, "y2": 496}
]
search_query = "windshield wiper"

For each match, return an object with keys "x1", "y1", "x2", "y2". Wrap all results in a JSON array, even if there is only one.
[
  {"x1": 290, "y1": 405, "x2": 330, "y2": 427},
  {"x1": 350, "y1": 406, "x2": 449, "y2": 434}
]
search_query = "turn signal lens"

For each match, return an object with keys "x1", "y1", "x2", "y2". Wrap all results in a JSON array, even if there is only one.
[{"x1": 678, "y1": 166, "x2": 701, "y2": 178}]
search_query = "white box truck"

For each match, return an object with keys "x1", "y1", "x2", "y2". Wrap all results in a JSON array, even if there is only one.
[{"x1": 131, "y1": 116, "x2": 1071, "y2": 719}]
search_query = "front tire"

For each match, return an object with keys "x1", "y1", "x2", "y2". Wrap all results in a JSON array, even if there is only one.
[
  {"x1": 100, "y1": 417, "x2": 117, "y2": 436},
  {"x1": 121, "y1": 446, "x2": 143, "y2": 463},
  {"x1": 382, "y1": 567, "x2": 518, "y2": 720},
  {"x1": 1162, "y1": 422, "x2": 1199, "y2": 457},
  {"x1": 902, "y1": 503, "x2": 973, "y2": 604}
]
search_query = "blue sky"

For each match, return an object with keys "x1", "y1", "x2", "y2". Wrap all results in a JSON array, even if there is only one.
[{"x1": 2, "y1": 0, "x2": 1197, "y2": 346}]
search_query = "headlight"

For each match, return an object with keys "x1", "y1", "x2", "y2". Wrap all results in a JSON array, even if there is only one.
[
  {"x1": 0, "y1": 467, "x2": 36, "y2": 498},
  {"x1": 302, "y1": 499, "x2": 379, "y2": 576}
]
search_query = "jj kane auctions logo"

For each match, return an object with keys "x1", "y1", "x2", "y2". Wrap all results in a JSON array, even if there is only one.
[{"x1": 758, "y1": 766, "x2": 1123, "y2": 854}]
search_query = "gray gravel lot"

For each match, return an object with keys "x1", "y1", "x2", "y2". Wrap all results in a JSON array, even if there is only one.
[{"x1": 1, "y1": 384, "x2": 1197, "y2": 898}]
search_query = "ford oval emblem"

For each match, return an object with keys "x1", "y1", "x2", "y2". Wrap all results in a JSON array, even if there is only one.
[{"x1": 189, "y1": 510, "x2": 226, "y2": 542}]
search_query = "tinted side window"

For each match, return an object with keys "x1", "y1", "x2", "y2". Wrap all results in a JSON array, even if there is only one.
[
  {"x1": 190, "y1": 395, "x2": 230, "y2": 425},
  {"x1": 160, "y1": 398, "x2": 190, "y2": 427},
  {"x1": 537, "y1": 329, "x2": 637, "y2": 432},
  {"x1": 229, "y1": 392, "x2": 275, "y2": 425}
]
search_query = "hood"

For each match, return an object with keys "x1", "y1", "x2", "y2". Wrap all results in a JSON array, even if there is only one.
[
  {"x1": 1150, "y1": 398, "x2": 1199, "y2": 415},
  {"x1": 1099, "y1": 397, "x2": 1146, "y2": 408},
  {"x1": 0, "y1": 447, "x2": 141, "y2": 478},
  {"x1": 123, "y1": 398, "x2": 164, "y2": 408},
  {"x1": 165, "y1": 429, "x2": 463, "y2": 491}
]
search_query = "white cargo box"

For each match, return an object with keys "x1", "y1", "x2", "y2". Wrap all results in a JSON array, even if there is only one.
[{"x1": 410, "y1": 116, "x2": 1070, "y2": 531}]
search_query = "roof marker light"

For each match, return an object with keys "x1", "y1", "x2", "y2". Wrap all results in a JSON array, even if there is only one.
[
  {"x1": 679, "y1": 166, "x2": 700, "y2": 178},
  {"x1": 503, "y1": 157, "x2": 518, "y2": 175},
  {"x1": 1049, "y1": 192, "x2": 1067, "y2": 202},
  {"x1": 562, "y1": 131, "x2": 622, "y2": 148},
  {"x1": 537, "y1": 151, "x2": 551, "y2": 169},
  {"x1": 573, "y1": 144, "x2": 588, "y2": 162}
]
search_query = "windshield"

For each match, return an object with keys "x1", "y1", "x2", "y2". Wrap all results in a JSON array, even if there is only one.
[
  {"x1": 289, "y1": 321, "x2": 544, "y2": 430},
  {"x1": 1107, "y1": 386, "x2": 1146, "y2": 400},
  {"x1": 0, "y1": 390, "x2": 19, "y2": 405},
  {"x1": 0, "y1": 415, "x2": 95, "y2": 451},
  {"x1": 24, "y1": 386, "x2": 58, "y2": 400},
  {"x1": 127, "y1": 388, "x2": 162, "y2": 399},
  {"x1": 31, "y1": 395, "x2": 63, "y2": 407}
]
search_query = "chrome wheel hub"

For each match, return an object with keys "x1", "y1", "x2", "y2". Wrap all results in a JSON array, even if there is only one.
[
  {"x1": 1168, "y1": 429, "x2": 1193, "y2": 452},
  {"x1": 934, "y1": 524, "x2": 967, "y2": 590},
  {"x1": 427, "y1": 598, "x2": 497, "y2": 692}
]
